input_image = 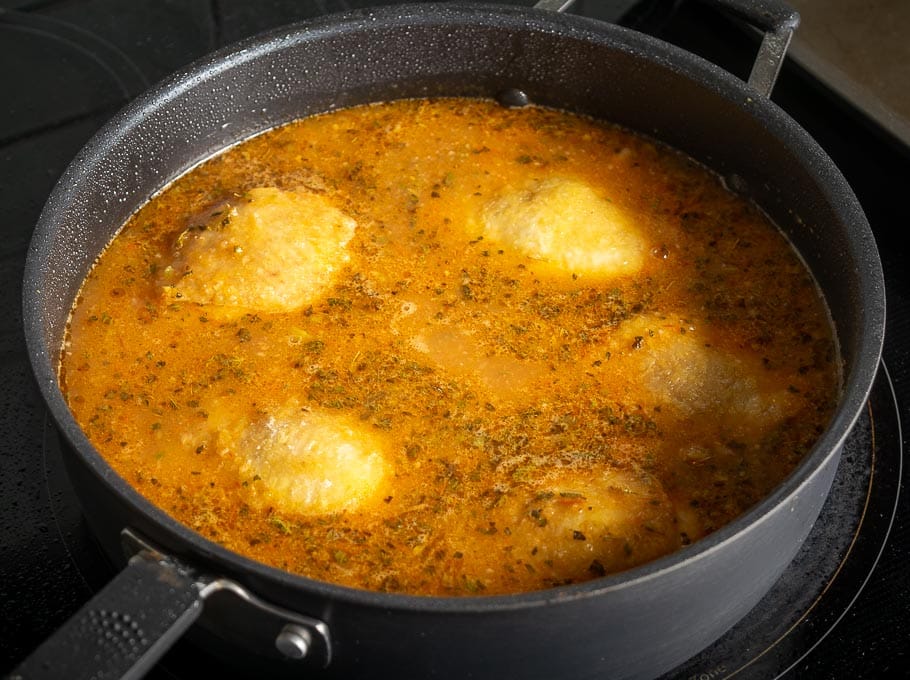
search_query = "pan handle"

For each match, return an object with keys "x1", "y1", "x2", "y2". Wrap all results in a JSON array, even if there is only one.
[
  {"x1": 533, "y1": 0, "x2": 800, "y2": 98},
  {"x1": 8, "y1": 550, "x2": 204, "y2": 680},
  {"x1": 701, "y1": 0, "x2": 800, "y2": 97},
  {"x1": 532, "y1": 0, "x2": 576, "y2": 11},
  {"x1": 8, "y1": 531, "x2": 333, "y2": 680}
]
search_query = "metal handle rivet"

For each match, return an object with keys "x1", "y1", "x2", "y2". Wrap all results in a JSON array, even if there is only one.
[
  {"x1": 275, "y1": 624, "x2": 312, "y2": 660},
  {"x1": 496, "y1": 88, "x2": 530, "y2": 108}
]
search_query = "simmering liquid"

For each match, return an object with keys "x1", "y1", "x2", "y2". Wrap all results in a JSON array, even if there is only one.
[{"x1": 60, "y1": 98, "x2": 840, "y2": 596}]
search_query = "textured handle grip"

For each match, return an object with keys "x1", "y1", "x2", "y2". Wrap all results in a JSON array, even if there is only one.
[{"x1": 8, "y1": 552, "x2": 204, "y2": 680}]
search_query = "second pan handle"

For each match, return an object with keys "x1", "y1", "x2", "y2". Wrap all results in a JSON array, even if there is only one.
[
  {"x1": 702, "y1": 0, "x2": 800, "y2": 97},
  {"x1": 533, "y1": 0, "x2": 800, "y2": 98}
]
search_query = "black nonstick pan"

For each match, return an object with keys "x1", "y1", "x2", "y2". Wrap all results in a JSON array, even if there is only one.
[{"x1": 15, "y1": 2, "x2": 885, "y2": 678}]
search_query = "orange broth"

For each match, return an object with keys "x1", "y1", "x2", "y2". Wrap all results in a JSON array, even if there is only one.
[{"x1": 60, "y1": 98, "x2": 840, "y2": 596}]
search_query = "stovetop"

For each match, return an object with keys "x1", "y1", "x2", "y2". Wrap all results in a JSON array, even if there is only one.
[{"x1": 1, "y1": 1, "x2": 908, "y2": 678}]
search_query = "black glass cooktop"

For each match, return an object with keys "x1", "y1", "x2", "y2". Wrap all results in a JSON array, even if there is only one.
[{"x1": 2, "y1": 1, "x2": 908, "y2": 678}]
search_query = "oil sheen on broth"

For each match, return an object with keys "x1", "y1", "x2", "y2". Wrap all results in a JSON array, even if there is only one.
[{"x1": 60, "y1": 98, "x2": 840, "y2": 596}]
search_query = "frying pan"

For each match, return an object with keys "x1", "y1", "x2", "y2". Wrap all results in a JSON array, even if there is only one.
[{"x1": 14, "y1": 1, "x2": 885, "y2": 678}]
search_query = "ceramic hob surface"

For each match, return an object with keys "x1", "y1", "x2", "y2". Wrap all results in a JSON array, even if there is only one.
[{"x1": 1, "y1": 1, "x2": 907, "y2": 678}]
